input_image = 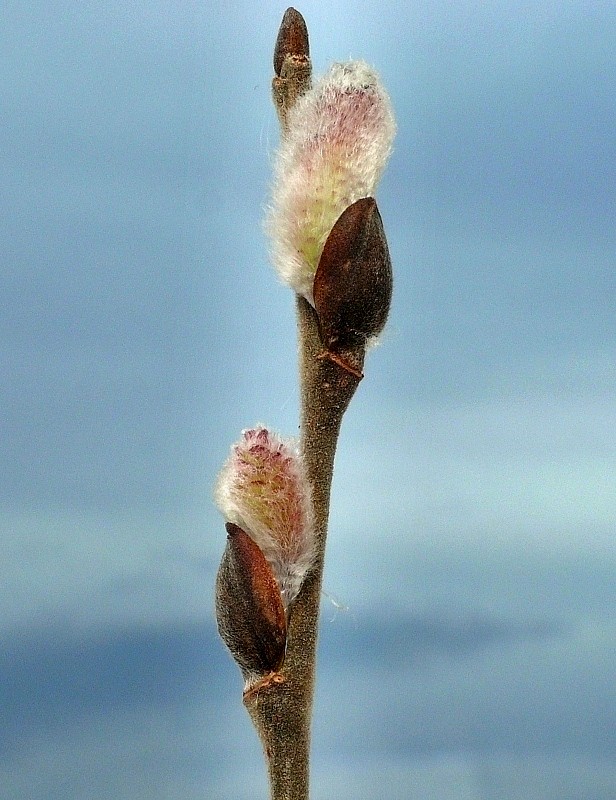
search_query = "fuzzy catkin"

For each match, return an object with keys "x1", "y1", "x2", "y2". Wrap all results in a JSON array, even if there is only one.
[
  {"x1": 215, "y1": 427, "x2": 315, "y2": 610},
  {"x1": 267, "y1": 60, "x2": 396, "y2": 304}
]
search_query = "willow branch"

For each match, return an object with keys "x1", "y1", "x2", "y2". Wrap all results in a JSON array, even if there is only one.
[
  {"x1": 213, "y1": 9, "x2": 395, "y2": 799},
  {"x1": 241, "y1": 10, "x2": 366, "y2": 800}
]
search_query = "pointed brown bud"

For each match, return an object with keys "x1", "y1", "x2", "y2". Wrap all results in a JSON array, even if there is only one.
[
  {"x1": 215, "y1": 523, "x2": 287, "y2": 680},
  {"x1": 273, "y1": 8, "x2": 310, "y2": 77},
  {"x1": 313, "y1": 197, "x2": 393, "y2": 355}
]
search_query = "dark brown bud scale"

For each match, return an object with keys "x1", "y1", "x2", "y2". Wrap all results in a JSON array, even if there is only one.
[
  {"x1": 215, "y1": 523, "x2": 287, "y2": 678},
  {"x1": 313, "y1": 197, "x2": 393, "y2": 353},
  {"x1": 273, "y1": 8, "x2": 310, "y2": 77}
]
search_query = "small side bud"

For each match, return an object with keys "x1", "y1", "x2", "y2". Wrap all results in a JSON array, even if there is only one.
[
  {"x1": 273, "y1": 8, "x2": 310, "y2": 77},
  {"x1": 215, "y1": 523, "x2": 287, "y2": 682},
  {"x1": 313, "y1": 197, "x2": 392, "y2": 362}
]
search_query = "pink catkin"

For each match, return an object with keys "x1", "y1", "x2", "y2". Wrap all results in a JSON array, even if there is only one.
[
  {"x1": 268, "y1": 60, "x2": 396, "y2": 304},
  {"x1": 215, "y1": 427, "x2": 315, "y2": 609}
]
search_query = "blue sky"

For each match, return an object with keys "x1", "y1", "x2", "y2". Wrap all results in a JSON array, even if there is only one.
[{"x1": 2, "y1": 1, "x2": 615, "y2": 798}]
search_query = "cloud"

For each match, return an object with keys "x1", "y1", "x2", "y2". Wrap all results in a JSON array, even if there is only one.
[
  {"x1": 3, "y1": 615, "x2": 614, "y2": 800},
  {"x1": 314, "y1": 612, "x2": 616, "y2": 767},
  {"x1": 332, "y1": 384, "x2": 616, "y2": 549},
  {"x1": 310, "y1": 754, "x2": 616, "y2": 800},
  {"x1": 0, "y1": 509, "x2": 223, "y2": 636}
]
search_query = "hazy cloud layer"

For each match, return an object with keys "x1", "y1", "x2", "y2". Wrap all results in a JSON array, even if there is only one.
[{"x1": 2, "y1": 618, "x2": 614, "y2": 799}]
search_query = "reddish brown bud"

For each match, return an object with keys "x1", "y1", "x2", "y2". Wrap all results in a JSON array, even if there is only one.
[
  {"x1": 215, "y1": 523, "x2": 287, "y2": 680},
  {"x1": 313, "y1": 197, "x2": 393, "y2": 355},
  {"x1": 273, "y1": 8, "x2": 310, "y2": 77}
]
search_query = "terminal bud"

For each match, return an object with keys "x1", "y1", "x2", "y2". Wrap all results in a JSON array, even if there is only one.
[{"x1": 273, "y1": 8, "x2": 310, "y2": 77}]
